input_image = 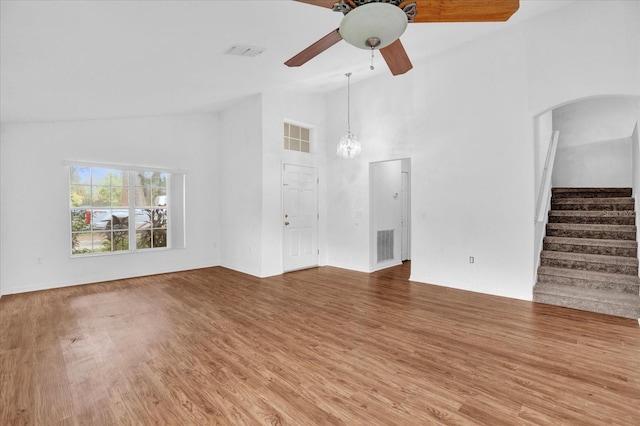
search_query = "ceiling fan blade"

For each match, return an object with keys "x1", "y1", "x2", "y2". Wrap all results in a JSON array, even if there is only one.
[
  {"x1": 409, "y1": 0, "x2": 519, "y2": 23},
  {"x1": 380, "y1": 39, "x2": 413, "y2": 76},
  {"x1": 285, "y1": 29, "x2": 343, "y2": 67},
  {"x1": 294, "y1": 0, "x2": 338, "y2": 9}
]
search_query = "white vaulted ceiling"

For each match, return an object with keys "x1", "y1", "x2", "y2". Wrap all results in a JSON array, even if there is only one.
[{"x1": 0, "y1": 0, "x2": 574, "y2": 123}]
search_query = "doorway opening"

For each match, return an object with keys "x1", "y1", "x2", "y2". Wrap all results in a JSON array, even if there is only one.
[{"x1": 369, "y1": 158, "x2": 411, "y2": 273}]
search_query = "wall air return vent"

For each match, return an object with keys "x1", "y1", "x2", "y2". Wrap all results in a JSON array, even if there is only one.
[{"x1": 377, "y1": 229, "x2": 394, "y2": 263}]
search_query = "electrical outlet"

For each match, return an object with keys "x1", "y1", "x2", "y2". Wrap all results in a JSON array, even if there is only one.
[{"x1": 469, "y1": 256, "x2": 474, "y2": 264}]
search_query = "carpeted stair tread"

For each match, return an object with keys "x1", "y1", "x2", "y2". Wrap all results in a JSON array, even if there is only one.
[
  {"x1": 537, "y1": 266, "x2": 640, "y2": 294},
  {"x1": 548, "y1": 222, "x2": 635, "y2": 229},
  {"x1": 537, "y1": 266, "x2": 640, "y2": 286},
  {"x1": 546, "y1": 223, "x2": 636, "y2": 240},
  {"x1": 536, "y1": 187, "x2": 639, "y2": 318},
  {"x1": 548, "y1": 210, "x2": 635, "y2": 225},
  {"x1": 552, "y1": 187, "x2": 632, "y2": 198},
  {"x1": 544, "y1": 237, "x2": 637, "y2": 248},
  {"x1": 553, "y1": 197, "x2": 634, "y2": 204},
  {"x1": 544, "y1": 236, "x2": 636, "y2": 249},
  {"x1": 533, "y1": 283, "x2": 640, "y2": 319},
  {"x1": 551, "y1": 198, "x2": 634, "y2": 212},
  {"x1": 549, "y1": 210, "x2": 635, "y2": 218},
  {"x1": 534, "y1": 282, "x2": 640, "y2": 302},
  {"x1": 541, "y1": 250, "x2": 638, "y2": 266},
  {"x1": 543, "y1": 236, "x2": 637, "y2": 257},
  {"x1": 540, "y1": 250, "x2": 638, "y2": 275}
]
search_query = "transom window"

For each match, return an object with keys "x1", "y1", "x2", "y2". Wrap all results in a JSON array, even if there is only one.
[
  {"x1": 284, "y1": 123, "x2": 310, "y2": 153},
  {"x1": 69, "y1": 166, "x2": 169, "y2": 255}
]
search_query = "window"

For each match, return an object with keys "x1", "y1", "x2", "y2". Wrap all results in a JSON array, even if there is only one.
[
  {"x1": 284, "y1": 123, "x2": 310, "y2": 153},
  {"x1": 69, "y1": 166, "x2": 170, "y2": 255}
]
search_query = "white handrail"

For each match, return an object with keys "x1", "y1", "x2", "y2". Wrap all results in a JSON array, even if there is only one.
[{"x1": 535, "y1": 130, "x2": 560, "y2": 223}]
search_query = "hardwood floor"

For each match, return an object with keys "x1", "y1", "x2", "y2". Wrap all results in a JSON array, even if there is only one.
[{"x1": 1, "y1": 263, "x2": 639, "y2": 425}]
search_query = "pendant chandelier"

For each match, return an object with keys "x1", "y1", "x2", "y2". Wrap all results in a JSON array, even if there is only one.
[{"x1": 336, "y1": 72, "x2": 361, "y2": 159}]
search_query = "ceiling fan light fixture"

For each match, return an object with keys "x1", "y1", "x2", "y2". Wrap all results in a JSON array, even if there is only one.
[
  {"x1": 339, "y1": 2, "x2": 408, "y2": 50},
  {"x1": 366, "y1": 37, "x2": 381, "y2": 49}
]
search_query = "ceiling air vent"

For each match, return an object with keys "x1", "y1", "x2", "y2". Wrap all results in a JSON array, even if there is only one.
[{"x1": 225, "y1": 45, "x2": 265, "y2": 58}]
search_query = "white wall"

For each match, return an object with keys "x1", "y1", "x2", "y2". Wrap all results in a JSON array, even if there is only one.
[
  {"x1": 525, "y1": 1, "x2": 639, "y2": 115},
  {"x1": 218, "y1": 90, "x2": 327, "y2": 278},
  {"x1": 218, "y1": 95, "x2": 264, "y2": 277},
  {"x1": 325, "y1": 0, "x2": 639, "y2": 301},
  {"x1": 326, "y1": 27, "x2": 534, "y2": 299},
  {"x1": 0, "y1": 114, "x2": 220, "y2": 294},
  {"x1": 552, "y1": 97, "x2": 640, "y2": 148},
  {"x1": 0, "y1": 140, "x2": 2, "y2": 296},
  {"x1": 553, "y1": 137, "x2": 632, "y2": 188},
  {"x1": 0, "y1": 88, "x2": 327, "y2": 292},
  {"x1": 551, "y1": 97, "x2": 639, "y2": 188},
  {"x1": 324, "y1": 75, "x2": 400, "y2": 273}
]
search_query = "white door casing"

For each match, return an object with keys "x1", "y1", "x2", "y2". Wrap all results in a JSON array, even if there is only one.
[
  {"x1": 283, "y1": 164, "x2": 318, "y2": 272},
  {"x1": 401, "y1": 171, "x2": 409, "y2": 261}
]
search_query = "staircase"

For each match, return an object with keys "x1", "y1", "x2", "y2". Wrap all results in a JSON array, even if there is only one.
[{"x1": 533, "y1": 187, "x2": 640, "y2": 319}]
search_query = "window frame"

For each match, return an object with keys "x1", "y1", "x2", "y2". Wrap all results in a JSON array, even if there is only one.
[
  {"x1": 67, "y1": 162, "x2": 178, "y2": 257},
  {"x1": 284, "y1": 122, "x2": 311, "y2": 153}
]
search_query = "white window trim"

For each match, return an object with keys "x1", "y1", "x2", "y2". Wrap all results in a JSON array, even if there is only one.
[
  {"x1": 67, "y1": 162, "x2": 185, "y2": 257},
  {"x1": 63, "y1": 160, "x2": 186, "y2": 175}
]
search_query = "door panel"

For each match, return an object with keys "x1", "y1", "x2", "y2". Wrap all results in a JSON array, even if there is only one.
[{"x1": 283, "y1": 164, "x2": 318, "y2": 271}]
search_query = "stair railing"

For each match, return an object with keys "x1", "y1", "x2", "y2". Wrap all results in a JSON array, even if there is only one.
[{"x1": 535, "y1": 130, "x2": 560, "y2": 223}]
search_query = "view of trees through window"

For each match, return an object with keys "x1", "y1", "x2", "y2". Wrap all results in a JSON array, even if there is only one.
[{"x1": 70, "y1": 166, "x2": 168, "y2": 255}]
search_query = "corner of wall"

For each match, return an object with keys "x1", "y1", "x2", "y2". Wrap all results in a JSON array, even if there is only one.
[{"x1": 631, "y1": 121, "x2": 640, "y2": 273}]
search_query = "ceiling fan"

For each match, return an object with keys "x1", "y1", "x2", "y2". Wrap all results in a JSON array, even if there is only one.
[{"x1": 285, "y1": 0, "x2": 520, "y2": 76}]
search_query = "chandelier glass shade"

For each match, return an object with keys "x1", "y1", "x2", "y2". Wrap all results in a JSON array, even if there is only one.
[
  {"x1": 337, "y1": 130, "x2": 361, "y2": 159},
  {"x1": 337, "y1": 72, "x2": 361, "y2": 159}
]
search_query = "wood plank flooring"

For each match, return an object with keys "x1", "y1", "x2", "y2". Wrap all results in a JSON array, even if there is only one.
[{"x1": 1, "y1": 263, "x2": 639, "y2": 425}]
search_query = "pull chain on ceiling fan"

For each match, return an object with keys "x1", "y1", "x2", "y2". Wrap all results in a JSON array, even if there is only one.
[{"x1": 285, "y1": 0, "x2": 520, "y2": 76}]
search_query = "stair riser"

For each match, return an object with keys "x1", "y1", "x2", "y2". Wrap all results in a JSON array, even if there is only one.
[
  {"x1": 537, "y1": 274, "x2": 640, "y2": 295},
  {"x1": 540, "y1": 258, "x2": 638, "y2": 276},
  {"x1": 551, "y1": 202, "x2": 634, "y2": 211},
  {"x1": 552, "y1": 190, "x2": 632, "y2": 199},
  {"x1": 533, "y1": 294, "x2": 640, "y2": 319},
  {"x1": 543, "y1": 242, "x2": 637, "y2": 258},
  {"x1": 546, "y1": 228, "x2": 636, "y2": 240},
  {"x1": 548, "y1": 216, "x2": 635, "y2": 225}
]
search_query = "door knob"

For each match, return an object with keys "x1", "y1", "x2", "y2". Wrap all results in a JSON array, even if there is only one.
[{"x1": 284, "y1": 221, "x2": 290, "y2": 226}]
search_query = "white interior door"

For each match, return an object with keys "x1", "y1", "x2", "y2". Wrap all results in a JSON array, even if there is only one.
[{"x1": 283, "y1": 164, "x2": 318, "y2": 272}]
